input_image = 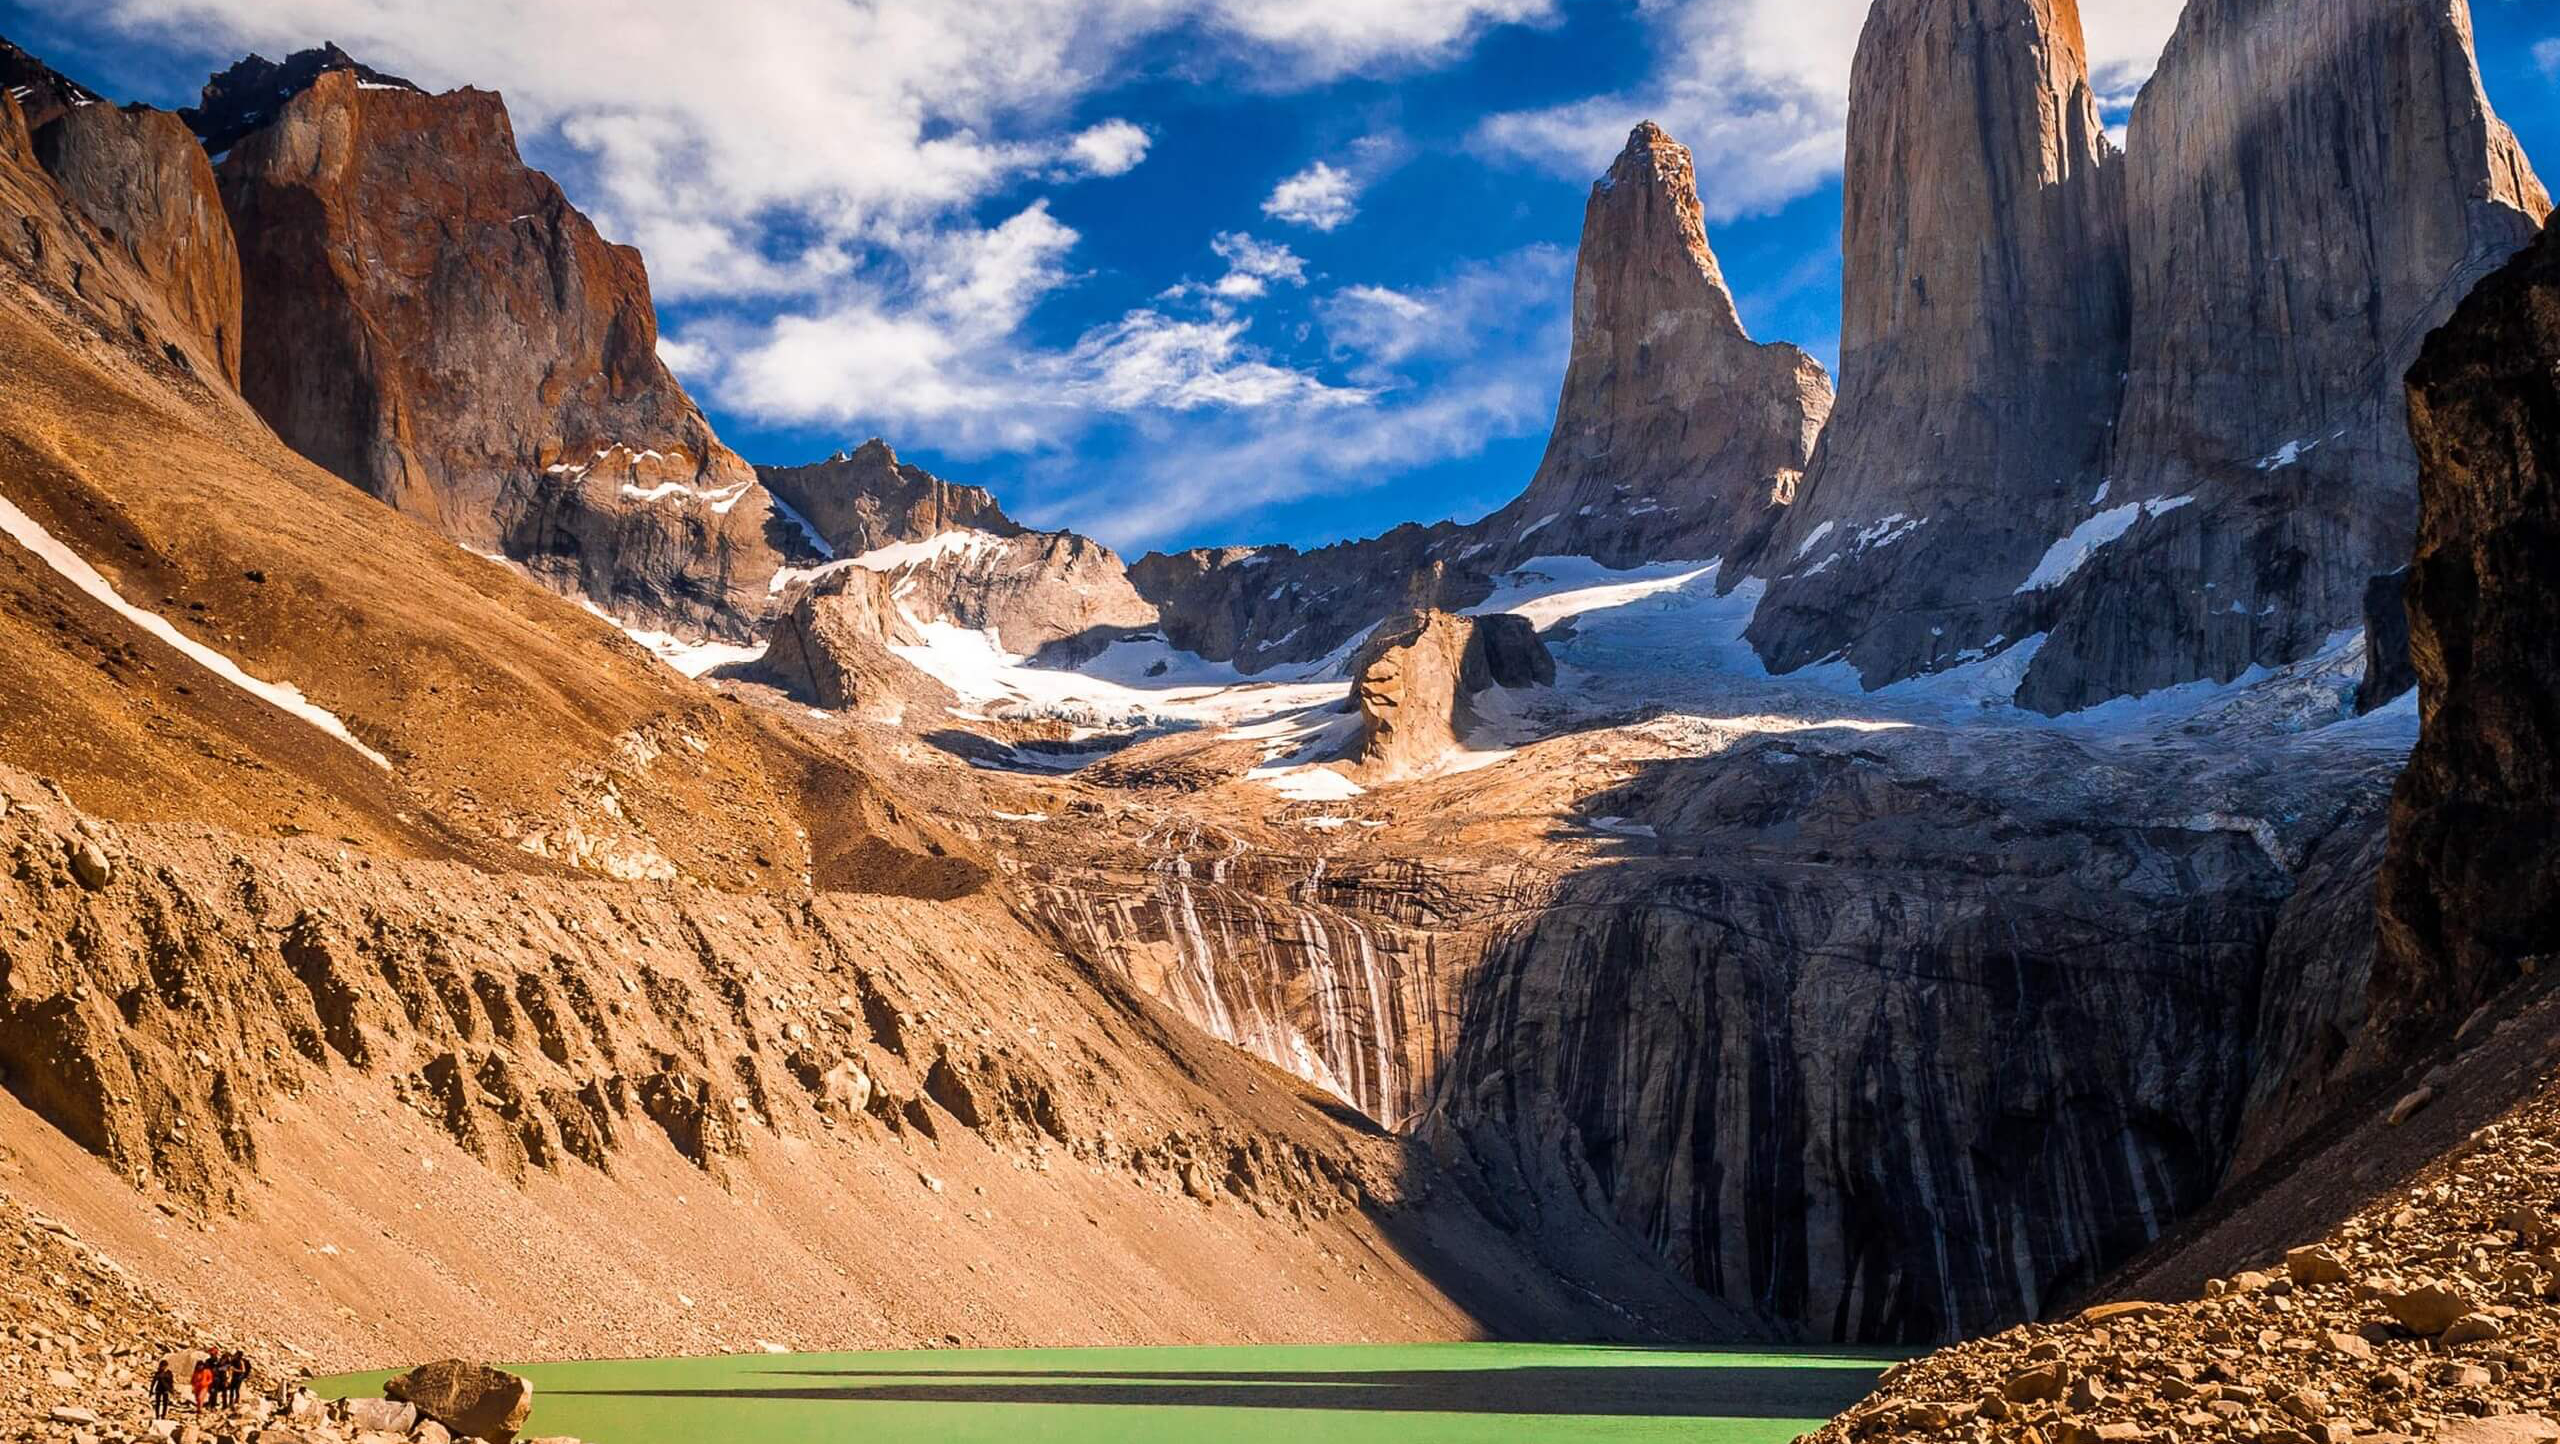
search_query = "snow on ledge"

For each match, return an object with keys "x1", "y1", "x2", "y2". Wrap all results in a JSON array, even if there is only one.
[
  {"x1": 2016, "y1": 495, "x2": 2194, "y2": 593},
  {"x1": 0, "y1": 494, "x2": 391, "y2": 769}
]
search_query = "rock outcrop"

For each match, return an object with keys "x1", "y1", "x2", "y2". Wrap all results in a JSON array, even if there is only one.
[
  {"x1": 1747, "y1": 0, "x2": 2126, "y2": 686},
  {"x1": 1128, "y1": 526, "x2": 1489, "y2": 677},
  {"x1": 2374, "y1": 213, "x2": 2560, "y2": 1044},
  {"x1": 1347, "y1": 609, "x2": 1550, "y2": 781},
  {"x1": 2012, "y1": 0, "x2": 2550, "y2": 714},
  {"x1": 31, "y1": 101, "x2": 241, "y2": 385},
  {"x1": 210, "y1": 59, "x2": 785, "y2": 638},
  {"x1": 754, "y1": 562, "x2": 953, "y2": 718},
  {"x1": 1472, "y1": 122, "x2": 1831, "y2": 568}
]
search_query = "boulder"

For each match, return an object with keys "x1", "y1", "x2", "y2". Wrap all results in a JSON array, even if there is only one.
[
  {"x1": 383, "y1": 1360, "x2": 532, "y2": 1444},
  {"x1": 2382, "y1": 1282, "x2": 2470, "y2": 1336}
]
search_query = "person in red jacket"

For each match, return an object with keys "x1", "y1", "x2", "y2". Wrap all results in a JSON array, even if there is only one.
[{"x1": 190, "y1": 1352, "x2": 215, "y2": 1410}]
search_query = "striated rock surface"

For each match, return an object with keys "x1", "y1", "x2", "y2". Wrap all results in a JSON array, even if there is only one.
[
  {"x1": 31, "y1": 101, "x2": 241, "y2": 385},
  {"x1": 384, "y1": 1360, "x2": 532, "y2": 1443},
  {"x1": 1347, "y1": 610, "x2": 1551, "y2": 782},
  {"x1": 212, "y1": 62, "x2": 783, "y2": 638},
  {"x1": 2374, "y1": 213, "x2": 2560, "y2": 1045},
  {"x1": 1472, "y1": 122, "x2": 1831, "y2": 569},
  {"x1": 2014, "y1": 0, "x2": 2549, "y2": 714},
  {"x1": 1747, "y1": 0, "x2": 2126, "y2": 686}
]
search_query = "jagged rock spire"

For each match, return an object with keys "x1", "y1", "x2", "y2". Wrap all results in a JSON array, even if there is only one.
[
  {"x1": 1745, "y1": 0, "x2": 2128, "y2": 685},
  {"x1": 1479, "y1": 120, "x2": 1832, "y2": 569}
]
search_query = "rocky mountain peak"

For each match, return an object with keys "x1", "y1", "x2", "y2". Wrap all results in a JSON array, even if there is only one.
[
  {"x1": 757, "y1": 439, "x2": 1024, "y2": 559},
  {"x1": 1346, "y1": 609, "x2": 1552, "y2": 782},
  {"x1": 183, "y1": 42, "x2": 420, "y2": 153},
  {"x1": 0, "y1": 34, "x2": 101, "y2": 132},
  {"x1": 2010, "y1": 0, "x2": 2550, "y2": 713},
  {"x1": 213, "y1": 62, "x2": 780, "y2": 638},
  {"x1": 1473, "y1": 119, "x2": 1832, "y2": 570}
]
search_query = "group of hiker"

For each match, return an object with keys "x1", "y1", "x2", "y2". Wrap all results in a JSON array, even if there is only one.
[{"x1": 148, "y1": 1348, "x2": 253, "y2": 1417}]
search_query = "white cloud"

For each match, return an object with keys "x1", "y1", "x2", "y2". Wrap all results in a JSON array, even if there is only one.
[
  {"x1": 1263, "y1": 160, "x2": 1361, "y2": 231},
  {"x1": 1204, "y1": 231, "x2": 1309, "y2": 300},
  {"x1": 2537, "y1": 38, "x2": 2560, "y2": 84},
  {"x1": 1067, "y1": 118, "x2": 1152, "y2": 176},
  {"x1": 1064, "y1": 312, "x2": 1362, "y2": 412},
  {"x1": 1032, "y1": 246, "x2": 1573, "y2": 547},
  {"x1": 1477, "y1": 0, "x2": 2183, "y2": 222}
]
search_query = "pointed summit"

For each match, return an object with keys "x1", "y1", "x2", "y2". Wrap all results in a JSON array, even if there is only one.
[{"x1": 1478, "y1": 121, "x2": 1833, "y2": 569}]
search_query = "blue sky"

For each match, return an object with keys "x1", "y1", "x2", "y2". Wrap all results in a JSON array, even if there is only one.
[{"x1": 11, "y1": 0, "x2": 2560, "y2": 559}]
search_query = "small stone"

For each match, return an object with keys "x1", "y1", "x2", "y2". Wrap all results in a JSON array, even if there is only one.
[
  {"x1": 2286, "y1": 1246, "x2": 2349, "y2": 1285},
  {"x1": 2069, "y1": 1375, "x2": 2110, "y2": 1410},
  {"x1": 2442, "y1": 1313, "x2": 2505, "y2": 1346},
  {"x1": 66, "y1": 838, "x2": 111, "y2": 889},
  {"x1": 2386, "y1": 1282, "x2": 2471, "y2": 1335},
  {"x1": 2433, "y1": 1416, "x2": 2560, "y2": 1444},
  {"x1": 2388, "y1": 1087, "x2": 2436, "y2": 1126},
  {"x1": 48, "y1": 1406, "x2": 100, "y2": 1425},
  {"x1": 2324, "y1": 1330, "x2": 2374, "y2": 1362},
  {"x1": 2005, "y1": 1364, "x2": 2068, "y2": 1403},
  {"x1": 2280, "y1": 1388, "x2": 2328, "y2": 1422}
]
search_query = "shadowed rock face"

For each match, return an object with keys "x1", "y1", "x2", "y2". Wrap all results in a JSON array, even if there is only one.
[
  {"x1": 1128, "y1": 526, "x2": 1485, "y2": 677},
  {"x1": 211, "y1": 63, "x2": 782, "y2": 638},
  {"x1": 2375, "y1": 214, "x2": 2560, "y2": 1045},
  {"x1": 0, "y1": 35, "x2": 101, "y2": 132},
  {"x1": 2013, "y1": 0, "x2": 2549, "y2": 715},
  {"x1": 1474, "y1": 122, "x2": 1832, "y2": 569},
  {"x1": 31, "y1": 103, "x2": 241, "y2": 386},
  {"x1": 1747, "y1": 0, "x2": 2126, "y2": 686}
]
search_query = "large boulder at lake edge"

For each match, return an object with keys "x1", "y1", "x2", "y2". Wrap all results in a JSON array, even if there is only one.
[{"x1": 385, "y1": 1359, "x2": 534, "y2": 1444}]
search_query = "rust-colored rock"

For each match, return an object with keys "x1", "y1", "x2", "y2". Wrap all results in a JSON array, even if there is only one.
[
  {"x1": 1346, "y1": 609, "x2": 1550, "y2": 782},
  {"x1": 212, "y1": 62, "x2": 780, "y2": 637},
  {"x1": 31, "y1": 102, "x2": 241, "y2": 385}
]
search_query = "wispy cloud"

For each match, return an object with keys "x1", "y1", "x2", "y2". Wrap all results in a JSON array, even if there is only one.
[{"x1": 2536, "y1": 37, "x2": 2560, "y2": 84}]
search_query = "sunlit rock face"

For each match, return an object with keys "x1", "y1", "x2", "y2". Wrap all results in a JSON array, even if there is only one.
[
  {"x1": 1471, "y1": 122, "x2": 1833, "y2": 571},
  {"x1": 2012, "y1": 0, "x2": 2549, "y2": 715},
  {"x1": 31, "y1": 102, "x2": 242, "y2": 387},
  {"x1": 1746, "y1": 0, "x2": 2128, "y2": 689},
  {"x1": 209, "y1": 59, "x2": 784, "y2": 639}
]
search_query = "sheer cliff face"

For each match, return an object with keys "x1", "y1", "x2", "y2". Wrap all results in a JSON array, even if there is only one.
[
  {"x1": 2013, "y1": 0, "x2": 2550, "y2": 714},
  {"x1": 2374, "y1": 215, "x2": 2560, "y2": 1046},
  {"x1": 214, "y1": 65, "x2": 781, "y2": 638},
  {"x1": 1479, "y1": 123, "x2": 1832, "y2": 569},
  {"x1": 1747, "y1": 0, "x2": 2126, "y2": 685},
  {"x1": 31, "y1": 103, "x2": 242, "y2": 388}
]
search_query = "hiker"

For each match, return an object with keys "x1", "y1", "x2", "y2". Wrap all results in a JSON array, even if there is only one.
[
  {"x1": 226, "y1": 1351, "x2": 253, "y2": 1408},
  {"x1": 149, "y1": 1359, "x2": 175, "y2": 1419},
  {"x1": 190, "y1": 1351, "x2": 215, "y2": 1410}
]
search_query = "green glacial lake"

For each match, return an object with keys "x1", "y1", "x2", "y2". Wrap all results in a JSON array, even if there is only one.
[{"x1": 319, "y1": 1341, "x2": 1890, "y2": 1443}]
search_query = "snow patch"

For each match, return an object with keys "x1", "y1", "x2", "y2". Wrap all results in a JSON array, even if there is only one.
[
  {"x1": 0, "y1": 494, "x2": 391, "y2": 769},
  {"x1": 2016, "y1": 495, "x2": 2194, "y2": 593}
]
